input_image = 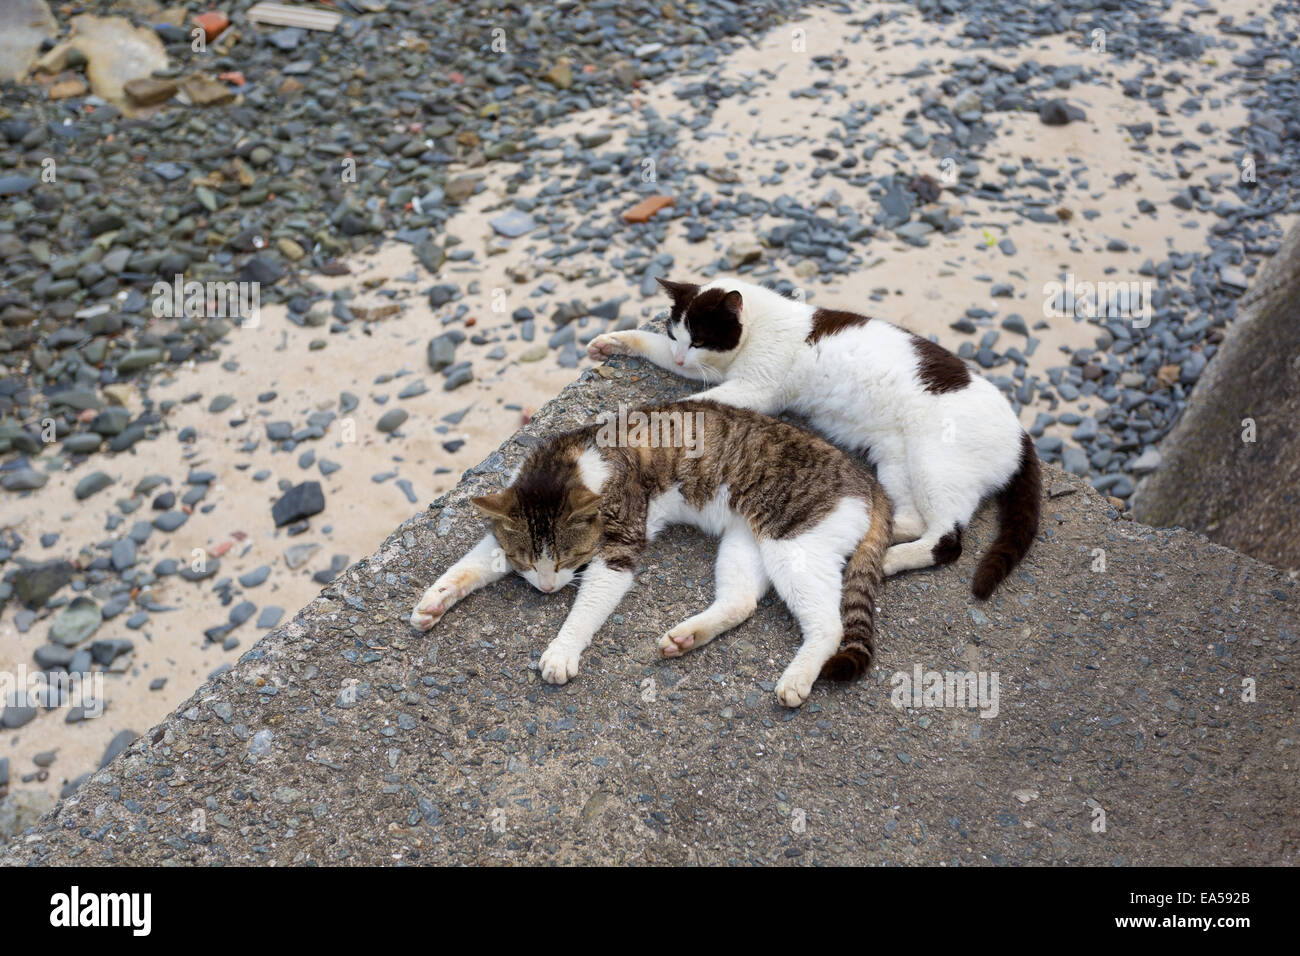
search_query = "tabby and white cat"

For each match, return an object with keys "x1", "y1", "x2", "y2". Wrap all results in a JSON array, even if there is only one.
[
  {"x1": 587, "y1": 277, "x2": 1040, "y2": 599},
  {"x1": 410, "y1": 400, "x2": 892, "y2": 707}
]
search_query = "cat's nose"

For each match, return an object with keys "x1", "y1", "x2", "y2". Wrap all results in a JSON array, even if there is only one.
[
  {"x1": 540, "y1": 583, "x2": 554, "y2": 592},
  {"x1": 674, "y1": 355, "x2": 685, "y2": 366}
]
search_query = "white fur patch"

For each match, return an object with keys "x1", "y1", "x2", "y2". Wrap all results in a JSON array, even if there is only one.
[
  {"x1": 576, "y1": 445, "x2": 611, "y2": 493},
  {"x1": 646, "y1": 484, "x2": 735, "y2": 539}
]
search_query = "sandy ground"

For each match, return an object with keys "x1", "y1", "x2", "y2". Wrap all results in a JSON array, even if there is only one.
[
  {"x1": 1, "y1": 265, "x2": 583, "y2": 793},
  {"x1": 2, "y1": 0, "x2": 1286, "y2": 799}
]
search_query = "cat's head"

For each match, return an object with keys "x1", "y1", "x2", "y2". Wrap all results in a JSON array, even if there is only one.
[
  {"x1": 656, "y1": 278, "x2": 744, "y2": 375},
  {"x1": 471, "y1": 469, "x2": 602, "y2": 593}
]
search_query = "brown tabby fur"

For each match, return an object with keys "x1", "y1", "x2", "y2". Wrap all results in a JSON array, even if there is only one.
[{"x1": 475, "y1": 400, "x2": 892, "y2": 680}]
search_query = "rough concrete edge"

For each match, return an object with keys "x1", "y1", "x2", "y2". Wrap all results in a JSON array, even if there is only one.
[{"x1": 1132, "y1": 221, "x2": 1300, "y2": 532}]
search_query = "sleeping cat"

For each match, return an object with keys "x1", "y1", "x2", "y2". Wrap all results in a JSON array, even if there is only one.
[
  {"x1": 409, "y1": 399, "x2": 892, "y2": 707},
  {"x1": 587, "y1": 277, "x2": 1040, "y2": 599}
]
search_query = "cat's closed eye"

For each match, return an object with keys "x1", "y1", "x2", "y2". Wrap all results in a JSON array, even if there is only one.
[
  {"x1": 669, "y1": 322, "x2": 703, "y2": 349},
  {"x1": 495, "y1": 530, "x2": 533, "y2": 566}
]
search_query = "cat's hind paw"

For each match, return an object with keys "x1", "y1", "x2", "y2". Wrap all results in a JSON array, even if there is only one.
[
  {"x1": 539, "y1": 641, "x2": 582, "y2": 684},
  {"x1": 658, "y1": 622, "x2": 708, "y2": 658},
  {"x1": 657, "y1": 631, "x2": 690, "y2": 658},
  {"x1": 775, "y1": 665, "x2": 816, "y2": 708},
  {"x1": 883, "y1": 540, "x2": 933, "y2": 577}
]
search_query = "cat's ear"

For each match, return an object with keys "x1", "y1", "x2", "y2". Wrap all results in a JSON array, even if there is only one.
[
  {"x1": 722, "y1": 290, "x2": 744, "y2": 319},
  {"x1": 656, "y1": 277, "x2": 699, "y2": 303},
  {"x1": 472, "y1": 490, "x2": 516, "y2": 522},
  {"x1": 564, "y1": 487, "x2": 602, "y2": 520}
]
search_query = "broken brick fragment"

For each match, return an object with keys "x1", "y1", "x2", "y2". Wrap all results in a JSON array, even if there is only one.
[
  {"x1": 194, "y1": 11, "x2": 230, "y2": 42},
  {"x1": 621, "y1": 195, "x2": 675, "y2": 224}
]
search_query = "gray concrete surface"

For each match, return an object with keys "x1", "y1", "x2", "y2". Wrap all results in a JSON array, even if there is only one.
[{"x1": 3, "y1": 357, "x2": 1297, "y2": 865}]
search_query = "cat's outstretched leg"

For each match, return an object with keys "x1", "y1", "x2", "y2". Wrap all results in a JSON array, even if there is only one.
[
  {"x1": 659, "y1": 524, "x2": 768, "y2": 659},
  {"x1": 410, "y1": 533, "x2": 509, "y2": 630},
  {"x1": 768, "y1": 558, "x2": 845, "y2": 707},
  {"x1": 539, "y1": 557, "x2": 635, "y2": 684},
  {"x1": 587, "y1": 331, "x2": 712, "y2": 382},
  {"x1": 759, "y1": 500, "x2": 869, "y2": 706},
  {"x1": 882, "y1": 530, "x2": 962, "y2": 576}
]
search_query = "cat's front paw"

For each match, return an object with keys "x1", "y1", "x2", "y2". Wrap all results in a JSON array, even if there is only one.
[
  {"x1": 539, "y1": 641, "x2": 582, "y2": 684},
  {"x1": 410, "y1": 575, "x2": 470, "y2": 630},
  {"x1": 775, "y1": 664, "x2": 816, "y2": 708},
  {"x1": 410, "y1": 583, "x2": 454, "y2": 630},
  {"x1": 587, "y1": 332, "x2": 636, "y2": 360}
]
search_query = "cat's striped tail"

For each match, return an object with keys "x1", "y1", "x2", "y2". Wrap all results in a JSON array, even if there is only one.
[
  {"x1": 821, "y1": 483, "x2": 893, "y2": 681},
  {"x1": 972, "y1": 432, "x2": 1041, "y2": 600}
]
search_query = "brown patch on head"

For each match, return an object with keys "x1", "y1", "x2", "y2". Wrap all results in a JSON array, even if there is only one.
[
  {"x1": 480, "y1": 452, "x2": 605, "y2": 573},
  {"x1": 471, "y1": 489, "x2": 516, "y2": 522},
  {"x1": 807, "y1": 308, "x2": 871, "y2": 344},
  {"x1": 656, "y1": 277, "x2": 700, "y2": 327},
  {"x1": 656, "y1": 277, "x2": 699, "y2": 300},
  {"x1": 473, "y1": 488, "x2": 533, "y2": 571},
  {"x1": 677, "y1": 287, "x2": 743, "y2": 352},
  {"x1": 554, "y1": 486, "x2": 603, "y2": 571},
  {"x1": 911, "y1": 335, "x2": 971, "y2": 393},
  {"x1": 564, "y1": 487, "x2": 601, "y2": 519}
]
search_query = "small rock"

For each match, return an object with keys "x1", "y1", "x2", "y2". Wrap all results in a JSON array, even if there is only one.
[
  {"x1": 1039, "y1": 98, "x2": 1085, "y2": 125},
  {"x1": 285, "y1": 543, "x2": 319, "y2": 570},
  {"x1": 488, "y1": 210, "x2": 537, "y2": 238},
  {"x1": 2, "y1": 468, "x2": 48, "y2": 492},
  {"x1": 272, "y1": 482, "x2": 325, "y2": 527},
  {"x1": 725, "y1": 241, "x2": 763, "y2": 269},
  {"x1": 377, "y1": 409, "x2": 409, "y2": 433},
  {"x1": 74, "y1": 471, "x2": 114, "y2": 500}
]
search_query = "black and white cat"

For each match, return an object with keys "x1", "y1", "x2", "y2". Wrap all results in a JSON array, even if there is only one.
[{"x1": 587, "y1": 277, "x2": 1040, "y2": 598}]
